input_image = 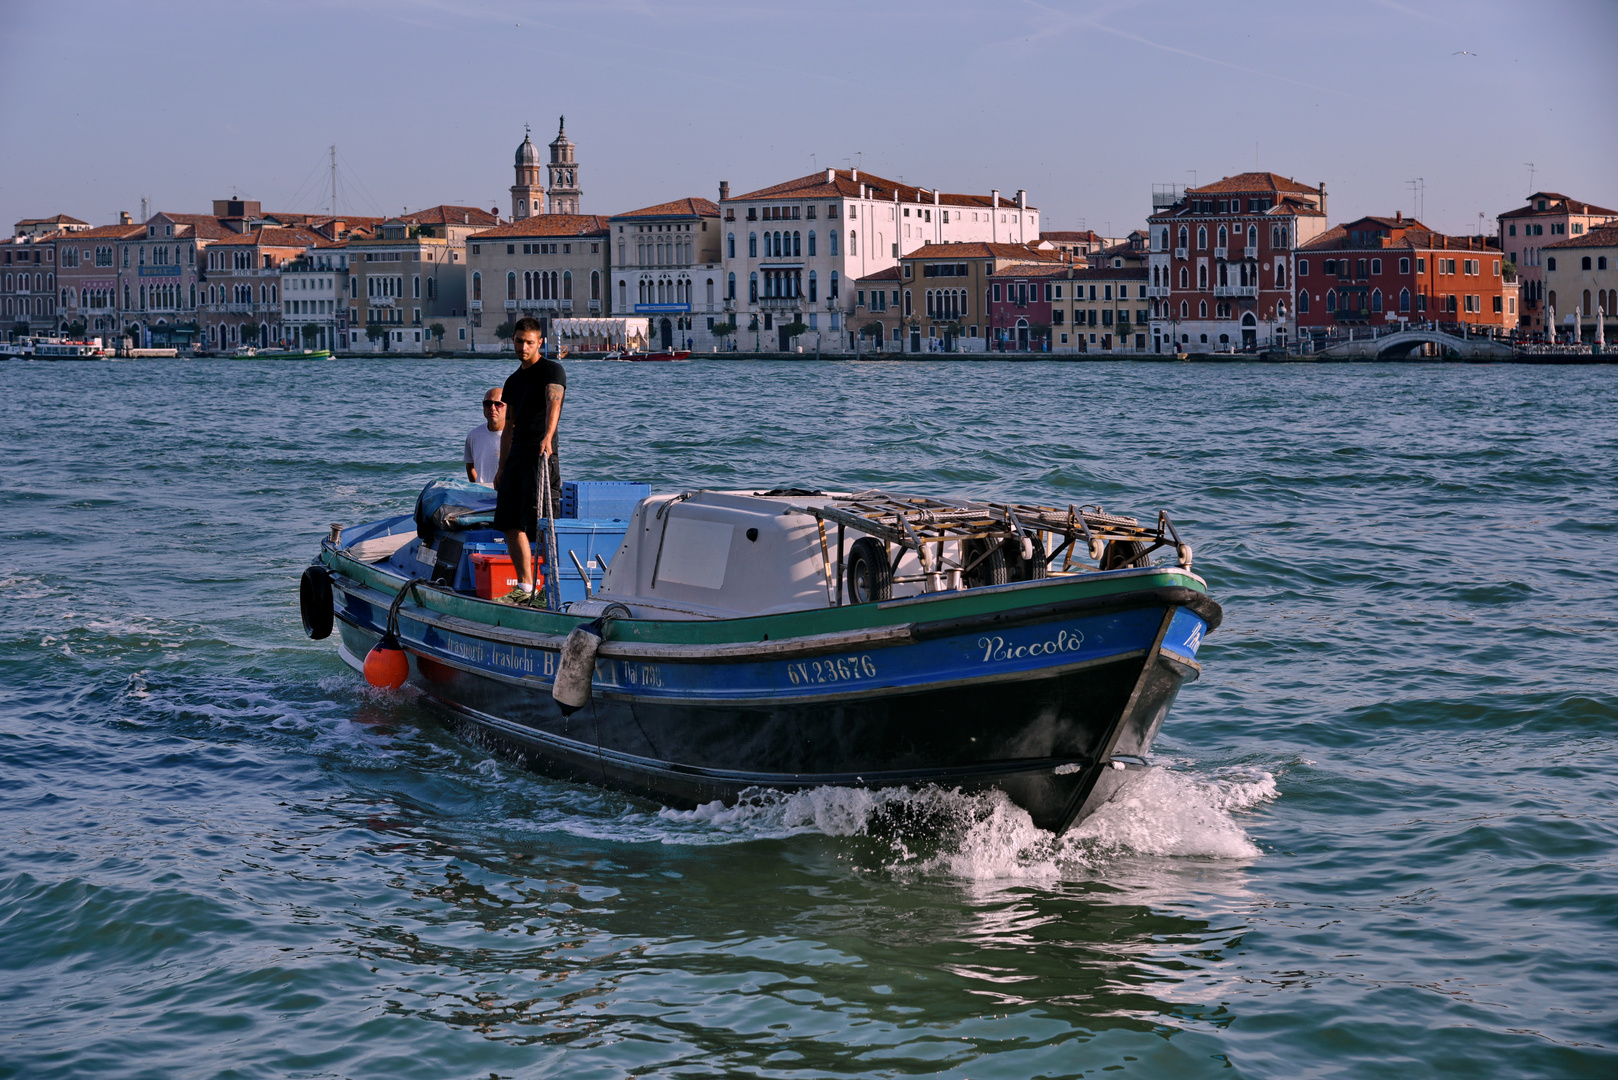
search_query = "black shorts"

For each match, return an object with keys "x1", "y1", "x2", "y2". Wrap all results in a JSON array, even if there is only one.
[{"x1": 493, "y1": 448, "x2": 562, "y2": 534}]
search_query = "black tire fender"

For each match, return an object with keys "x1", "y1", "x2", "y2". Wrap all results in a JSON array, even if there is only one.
[
  {"x1": 845, "y1": 537, "x2": 893, "y2": 603},
  {"x1": 300, "y1": 565, "x2": 334, "y2": 640}
]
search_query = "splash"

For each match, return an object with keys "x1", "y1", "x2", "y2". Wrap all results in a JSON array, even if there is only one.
[{"x1": 650, "y1": 766, "x2": 1276, "y2": 879}]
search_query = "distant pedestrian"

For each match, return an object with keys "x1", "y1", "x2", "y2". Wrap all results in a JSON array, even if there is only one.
[{"x1": 464, "y1": 388, "x2": 504, "y2": 485}]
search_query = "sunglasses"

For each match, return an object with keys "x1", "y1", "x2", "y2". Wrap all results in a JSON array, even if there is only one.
[{"x1": 482, "y1": 400, "x2": 505, "y2": 408}]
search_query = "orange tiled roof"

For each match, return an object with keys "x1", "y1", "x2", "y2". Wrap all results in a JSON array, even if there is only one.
[
  {"x1": 855, "y1": 266, "x2": 903, "y2": 282},
  {"x1": 16, "y1": 214, "x2": 88, "y2": 226},
  {"x1": 732, "y1": 169, "x2": 1036, "y2": 212},
  {"x1": 613, "y1": 197, "x2": 720, "y2": 219},
  {"x1": 53, "y1": 223, "x2": 144, "y2": 240},
  {"x1": 1040, "y1": 230, "x2": 1101, "y2": 243},
  {"x1": 903, "y1": 241, "x2": 1058, "y2": 262},
  {"x1": 406, "y1": 205, "x2": 500, "y2": 227},
  {"x1": 468, "y1": 214, "x2": 610, "y2": 239},
  {"x1": 209, "y1": 226, "x2": 326, "y2": 249},
  {"x1": 151, "y1": 213, "x2": 236, "y2": 241},
  {"x1": 1299, "y1": 221, "x2": 1500, "y2": 253},
  {"x1": 1544, "y1": 224, "x2": 1618, "y2": 250},
  {"x1": 1499, "y1": 192, "x2": 1617, "y2": 219},
  {"x1": 1188, "y1": 171, "x2": 1321, "y2": 196}
]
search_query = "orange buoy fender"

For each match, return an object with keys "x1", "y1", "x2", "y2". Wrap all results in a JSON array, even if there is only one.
[{"x1": 364, "y1": 631, "x2": 410, "y2": 689}]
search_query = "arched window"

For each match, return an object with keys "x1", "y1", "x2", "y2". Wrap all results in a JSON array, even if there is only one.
[
  {"x1": 1547, "y1": 289, "x2": 1556, "y2": 312},
  {"x1": 1217, "y1": 226, "x2": 1228, "y2": 249},
  {"x1": 1546, "y1": 257, "x2": 1556, "y2": 272},
  {"x1": 807, "y1": 231, "x2": 816, "y2": 256},
  {"x1": 727, "y1": 233, "x2": 735, "y2": 259},
  {"x1": 1198, "y1": 300, "x2": 1208, "y2": 318},
  {"x1": 769, "y1": 231, "x2": 779, "y2": 257},
  {"x1": 1247, "y1": 225, "x2": 1257, "y2": 249},
  {"x1": 830, "y1": 271, "x2": 838, "y2": 298},
  {"x1": 1298, "y1": 289, "x2": 1310, "y2": 313},
  {"x1": 1160, "y1": 227, "x2": 1169, "y2": 250},
  {"x1": 1326, "y1": 289, "x2": 1337, "y2": 311},
  {"x1": 1371, "y1": 289, "x2": 1382, "y2": 313},
  {"x1": 706, "y1": 278, "x2": 714, "y2": 305},
  {"x1": 506, "y1": 272, "x2": 516, "y2": 301},
  {"x1": 807, "y1": 273, "x2": 816, "y2": 302},
  {"x1": 1399, "y1": 288, "x2": 1410, "y2": 312},
  {"x1": 1584, "y1": 289, "x2": 1593, "y2": 317},
  {"x1": 748, "y1": 232, "x2": 757, "y2": 258},
  {"x1": 749, "y1": 272, "x2": 758, "y2": 303},
  {"x1": 638, "y1": 280, "x2": 647, "y2": 304},
  {"x1": 1275, "y1": 262, "x2": 1287, "y2": 288},
  {"x1": 1178, "y1": 226, "x2": 1188, "y2": 250},
  {"x1": 1179, "y1": 266, "x2": 1189, "y2": 289},
  {"x1": 1198, "y1": 265, "x2": 1208, "y2": 289},
  {"x1": 728, "y1": 272, "x2": 736, "y2": 300},
  {"x1": 563, "y1": 271, "x2": 573, "y2": 300},
  {"x1": 591, "y1": 270, "x2": 600, "y2": 301},
  {"x1": 850, "y1": 230, "x2": 857, "y2": 256},
  {"x1": 1197, "y1": 227, "x2": 1207, "y2": 249},
  {"x1": 828, "y1": 229, "x2": 839, "y2": 257}
]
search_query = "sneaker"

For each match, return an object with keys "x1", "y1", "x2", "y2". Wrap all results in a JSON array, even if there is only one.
[{"x1": 495, "y1": 586, "x2": 534, "y2": 605}]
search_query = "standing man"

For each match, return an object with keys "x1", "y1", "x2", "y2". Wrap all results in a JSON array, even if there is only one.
[
  {"x1": 463, "y1": 388, "x2": 504, "y2": 485},
  {"x1": 492, "y1": 317, "x2": 565, "y2": 604}
]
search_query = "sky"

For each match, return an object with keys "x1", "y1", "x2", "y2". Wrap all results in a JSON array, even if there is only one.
[{"x1": 2, "y1": 0, "x2": 1614, "y2": 239}]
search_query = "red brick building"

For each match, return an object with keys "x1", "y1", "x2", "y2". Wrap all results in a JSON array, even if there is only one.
[
  {"x1": 1148, "y1": 172, "x2": 1329, "y2": 353},
  {"x1": 54, "y1": 222, "x2": 144, "y2": 338},
  {"x1": 1295, "y1": 214, "x2": 1512, "y2": 336},
  {"x1": 199, "y1": 226, "x2": 325, "y2": 349}
]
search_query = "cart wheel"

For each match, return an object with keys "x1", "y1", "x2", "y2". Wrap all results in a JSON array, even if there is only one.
[
  {"x1": 300, "y1": 565, "x2": 334, "y2": 639},
  {"x1": 846, "y1": 538, "x2": 892, "y2": 603},
  {"x1": 1100, "y1": 539, "x2": 1151, "y2": 570},
  {"x1": 1014, "y1": 535, "x2": 1049, "y2": 581},
  {"x1": 963, "y1": 539, "x2": 1009, "y2": 588}
]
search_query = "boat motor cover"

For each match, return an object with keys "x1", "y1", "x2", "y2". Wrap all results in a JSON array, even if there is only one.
[
  {"x1": 415, "y1": 476, "x2": 497, "y2": 544},
  {"x1": 552, "y1": 618, "x2": 605, "y2": 715}
]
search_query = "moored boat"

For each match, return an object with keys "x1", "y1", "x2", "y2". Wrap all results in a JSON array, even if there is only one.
[{"x1": 300, "y1": 481, "x2": 1221, "y2": 833}]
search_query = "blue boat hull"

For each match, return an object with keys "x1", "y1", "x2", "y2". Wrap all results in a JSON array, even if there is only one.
[{"x1": 330, "y1": 580, "x2": 1209, "y2": 833}]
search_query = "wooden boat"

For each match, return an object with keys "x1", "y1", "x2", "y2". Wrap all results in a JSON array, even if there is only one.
[
  {"x1": 603, "y1": 349, "x2": 689, "y2": 362},
  {"x1": 299, "y1": 481, "x2": 1221, "y2": 834}
]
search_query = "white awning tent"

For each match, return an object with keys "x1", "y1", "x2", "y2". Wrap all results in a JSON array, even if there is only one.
[{"x1": 551, "y1": 317, "x2": 648, "y2": 348}]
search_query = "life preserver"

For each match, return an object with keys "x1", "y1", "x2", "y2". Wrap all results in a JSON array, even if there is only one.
[{"x1": 300, "y1": 565, "x2": 334, "y2": 639}]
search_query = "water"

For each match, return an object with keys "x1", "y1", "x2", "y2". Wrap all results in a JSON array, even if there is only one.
[{"x1": 1, "y1": 357, "x2": 1614, "y2": 1079}]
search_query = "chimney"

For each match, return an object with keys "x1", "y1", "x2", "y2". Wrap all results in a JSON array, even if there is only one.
[
  {"x1": 1016, "y1": 189, "x2": 1026, "y2": 210},
  {"x1": 851, "y1": 168, "x2": 859, "y2": 183},
  {"x1": 119, "y1": 211, "x2": 132, "y2": 225},
  {"x1": 933, "y1": 189, "x2": 940, "y2": 205},
  {"x1": 827, "y1": 168, "x2": 835, "y2": 183},
  {"x1": 992, "y1": 189, "x2": 1000, "y2": 209},
  {"x1": 719, "y1": 180, "x2": 730, "y2": 202},
  {"x1": 1396, "y1": 210, "x2": 1402, "y2": 222}
]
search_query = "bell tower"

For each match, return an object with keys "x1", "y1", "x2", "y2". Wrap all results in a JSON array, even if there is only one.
[
  {"x1": 511, "y1": 125, "x2": 543, "y2": 220},
  {"x1": 547, "y1": 116, "x2": 581, "y2": 216}
]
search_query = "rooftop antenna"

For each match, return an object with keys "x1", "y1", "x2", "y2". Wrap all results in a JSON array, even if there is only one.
[
  {"x1": 1186, "y1": 169, "x2": 1198, "y2": 189},
  {"x1": 1477, "y1": 211, "x2": 1485, "y2": 236},
  {"x1": 1524, "y1": 162, "x2": 1535, "y2": 193},
  {"x1": 811, "y1": 153, "x2": 817, "y2": 172}
]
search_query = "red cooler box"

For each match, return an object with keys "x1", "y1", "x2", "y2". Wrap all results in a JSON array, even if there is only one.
[{"x1": 470, "y1": 553, "x2": 544, "y2": 599}]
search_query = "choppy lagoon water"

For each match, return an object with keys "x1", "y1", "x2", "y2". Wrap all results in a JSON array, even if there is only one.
[{"x1": 1, "y1": 356, "x2": 1614, "y2": 1079}]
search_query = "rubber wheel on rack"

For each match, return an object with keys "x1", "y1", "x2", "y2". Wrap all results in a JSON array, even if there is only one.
[
  {"x1": 1099, "y1": 539, "x2": 1152, "y2": 570},
  {"x1": 846, "y1": 537, "x2": 892, "y2": 603},
  {"x1": 963, "y1": 539, "x2": 1010, "y2": 588}
]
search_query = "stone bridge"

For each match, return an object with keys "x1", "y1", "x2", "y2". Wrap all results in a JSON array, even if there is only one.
[{"x1": 1316, "y1": 327, "x2": 1515, "y2": 360}]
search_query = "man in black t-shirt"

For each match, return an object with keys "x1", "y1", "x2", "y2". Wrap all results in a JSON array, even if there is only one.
[{"x1": 492, "y1": 317, "x2": 566, "y2": 604}]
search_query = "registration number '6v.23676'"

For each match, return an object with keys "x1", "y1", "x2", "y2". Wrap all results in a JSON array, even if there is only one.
[{"x1": 785, "y1": 655, "x2": 878, "y2": 685}]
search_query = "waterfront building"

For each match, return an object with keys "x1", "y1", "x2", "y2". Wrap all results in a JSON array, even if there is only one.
[
  {"x1": 1497, "y1": 192, "x2": 1617, "y2": 334},
  {"x1": 608, "y1": 197, "x2": 722, "y2": 351},
  {"x1": 987, "y1": 263, "x2": 1058, "y2": 352},
  {"x1": 721, "y1": 169, "x2": 1040, "y2": 351},
  {"x1": 1052, "y1": 263, "x2": 1152, "y2": 354},
  {"x1": 852, "y1": 241, "x2": 1055, "y2": 354},
  {"x1": 1543, "y1": 223, "x2": 1618, "y2": 343},
  {"x1": 51, "y1": 222, "x2": 144, "y2": 338},
  {"x1": 1039, "y1": 230, "x2": 1106, "y2": 259},
  {"x1": 1, "y1": 233, "x2": 59, "y2": 336},
  {"x1": 344, "y1": 206, "x2": 495, "y2": 353},
  {"x1": 1148, "y1": 172, "x2": 1329, "y2": 353},
  {"x1": 14, "y1": 214, "x2": 88, "y2": 238},
  {"x1": 463, "y1": 214, "x2": 610, "y2": 350},
  {"x1": 115, "y1": 212, "x2": 237, "y2": 349},
  {"x1": 278, "y1": 240, "x2": 349, "y2": 352},
  {"x1": 1294, "y1": 214, "x2": 1513, "y2": 338},
  {"x1": 198, "y1": 225, "x2": 324, "y2": 349}
]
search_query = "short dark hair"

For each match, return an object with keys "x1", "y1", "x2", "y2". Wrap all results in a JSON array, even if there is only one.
[{"x1": 512, "y1": 316, "x2": 543, "y2": 337}]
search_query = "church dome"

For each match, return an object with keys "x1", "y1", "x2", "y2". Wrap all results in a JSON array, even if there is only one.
[{"x1": 515, "y1": 131, "x2": 540, "y2": 167}]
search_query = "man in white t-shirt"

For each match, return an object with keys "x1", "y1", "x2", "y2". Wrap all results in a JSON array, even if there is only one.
[{"x1": 464, "y1": 388, "x2": 504, "y2": 485}]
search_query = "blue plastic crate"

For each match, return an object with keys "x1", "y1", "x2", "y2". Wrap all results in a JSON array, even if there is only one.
[{"x1": 561, "y1": 481, "x2": 650, "y2": 521}]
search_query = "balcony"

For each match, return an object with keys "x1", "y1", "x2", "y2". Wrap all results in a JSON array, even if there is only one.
[
  {"x1": 504, "y1": 300, "x2": 518, "y2": 311},
  {"x1": 370, "y1": 296, "x2": 394, "y2": 307},
  {"x1": 588, "y1": 300, "x2": 601, "y2": 312},
  {"x1": 1174, "y1": 247, "x2": 1187, "y2": 260},
  {"x1": 1244, "y1": 245, "x2": 1258, "y2": 258},
  {"x1": 1146, "y1": 286, "x2": 1170, "y2": 298},
  {"x1": 1213, "y1": 285, "x2": 1259, "y2": 298},
  {"x1": 758, "y1": 296, "x2": 800, "y2": 310},
  {"x1": 470, "y1": 300, "x2": 482, "y2": 311},
  {"x1": 1214, "y1": 246, "x2": 1227, "y2": 260}
]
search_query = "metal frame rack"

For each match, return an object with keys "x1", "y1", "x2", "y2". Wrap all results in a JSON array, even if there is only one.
[{"x1": 791, "y1": 492, "x2": 1193, "y2": 606}]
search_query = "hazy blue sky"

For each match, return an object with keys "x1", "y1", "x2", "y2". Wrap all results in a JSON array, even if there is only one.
[{"x1": 3, "y1": 0, "x2": 1613, "y2": 238}]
